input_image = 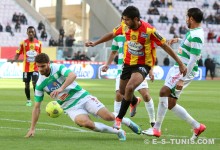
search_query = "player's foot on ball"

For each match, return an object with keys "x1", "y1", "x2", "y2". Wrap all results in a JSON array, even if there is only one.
[
  {"x1": 142, "y1": 128, "x2": 161, "y2": 137},
  {"x1": 191, "y1": 124, "x2": 206, "y2": 140}
]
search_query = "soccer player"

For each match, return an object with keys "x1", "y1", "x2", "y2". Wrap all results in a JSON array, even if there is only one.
[
  {"x1": 101, "y1": 35, "x2": 155, "y2": 127},
  {"x1": 85, "y1": 6, "x2": 186, "y2": 129},
  {"x1": 25, "y1": 53, "x2": 142, "y2": 141},
  {"x1": 12, "y1": 26, "x2": 42, "y2": 106},
  {"x1": 142, "y1": 8, "x2": 206, "y2": 140}
]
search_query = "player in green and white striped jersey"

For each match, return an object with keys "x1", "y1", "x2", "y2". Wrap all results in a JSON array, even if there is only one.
[
  {"x1": 102, "y1": 35, "x2": 155, "y2": 127},
  {"x1": 25, "y1": 53, "x2": 142, "y2": 141},
  {"x1": 142, "y1": 8, "x2": 206, "y2": 140}
]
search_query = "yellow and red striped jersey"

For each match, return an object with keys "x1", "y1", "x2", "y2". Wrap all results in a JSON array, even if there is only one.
[
  {"x1": 16, "y1": 38, "x2": 42, "y2": 72},
  {"x1": 113, "y1": 20, "x2": 166, "y2": 67}
]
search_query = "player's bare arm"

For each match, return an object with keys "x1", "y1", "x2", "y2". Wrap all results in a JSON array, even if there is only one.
[
  {"x1": 25, "y1": 102, "x2": 41, "y2": 138},
  {"x1": 85, "y1": 32, "x2": 116, "y2": 47},
  {"x1": 102, "y1": 51, "x2": 118, "y2": 72},
  {"x1": 167, "y1": 38, "x2": 179, "y2": 45},
  {"x1": 160, "y1": 43, "x2": 187, "y2": 76},
  {"x1": 50, "y1": 72, "x2": 76, "y2": 99},
  {"x1": 11, "y1": 53, "x2": 20, "y2": 63}
]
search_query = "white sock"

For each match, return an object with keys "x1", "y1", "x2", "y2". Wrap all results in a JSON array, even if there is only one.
[
  {"x1": 144, "y1": 98, "x2": 155, "y2": 123},
  {"x1": 114, "y1": 101, "x2": 121, "y2": 114},
  {"x1": 94, "y1": 122, "x2": 119, "y2": 134},
  {"x1": 171, "y1": 104, "x2": 200, "y2": 129},
  {"x1": 154, "y1": 97, "x2": 168, "y2": 131}
]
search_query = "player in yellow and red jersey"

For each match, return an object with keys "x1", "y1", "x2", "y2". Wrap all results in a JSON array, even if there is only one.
[
  {"x1": 85, "y1": 6, "x2": 187, "y2": 130},
  {"x1": 12, "y1": 26, "x2": 42, "y2": 106}
]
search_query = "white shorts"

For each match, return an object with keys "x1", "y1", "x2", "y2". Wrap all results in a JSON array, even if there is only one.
[
  {"x1": 115, "y1": 74, "x2": 148, "y2": 91},
  {"x1": 165, "y1": 66, "x2": 194, "y2": 99},
  {"x1": 65, "y1": 95, "x2": 105, "y2": 121}
]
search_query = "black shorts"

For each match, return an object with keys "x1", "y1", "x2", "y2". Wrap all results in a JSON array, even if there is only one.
[
  {"x1": 120, "y1": 64, "x2": 151, "y2": 80},
  {"x1": 23, "y1": 72, "x2": 39, "y2": 83}
]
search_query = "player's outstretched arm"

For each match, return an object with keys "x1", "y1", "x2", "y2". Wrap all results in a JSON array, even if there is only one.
[
  {"x1": 25, "y1": 102, "x2": 41, "y2": 138},
  {"x1": 85, "y1": 32, "x2": 115, "y2": 47}
]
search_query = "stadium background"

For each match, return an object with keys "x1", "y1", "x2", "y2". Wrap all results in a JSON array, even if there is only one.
[{"x1": 0, "y1": 0, "x2": 219, "y2": 79}]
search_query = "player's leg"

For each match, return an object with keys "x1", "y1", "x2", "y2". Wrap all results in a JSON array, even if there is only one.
[
  {"x1": 116, "y1": 72, "x2": 143, "y2": 125},
  {"x1": 31, "y1": 71, "x2": 39, "y2": 92},
  {"x1": 115, "y1": 65, "x2": 149, "y2": 129},
  {"x1": 114, "y1": 75, "x2": 123, "y2": 114},
  {"x1": 168, "y1": 79, "x2": 206, "y2": 140},
  {"x1": 142, "y1": 67, "x2": 178, "y2": 136},
  {"x1": 138, "y1": 86, "x2": 155, "y2": 127},
  {"x1": 73, "y1": 113, "x2": 126, "y2": 141},
  {"x1": 23, "y1": 72, "x2": 31, "y2": 106},
  {"x1": 79, "y1": 96, "x2": 126, "y2": 141}
]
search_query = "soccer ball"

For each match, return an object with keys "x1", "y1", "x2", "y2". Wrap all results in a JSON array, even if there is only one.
[{"x1": 46, "y1": 101, "x2": 63, "y2": 118}]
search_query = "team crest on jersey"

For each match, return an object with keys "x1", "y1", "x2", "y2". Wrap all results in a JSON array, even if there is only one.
[
  {"x1": 131, "y1": 35, "x2": 137, "y2": 40},
  {"x1": 30, "y1": 45, "x2": 34, "y2": 50},
  {"x1": 141, "y1": 32, "x2": 148, "y2": 38},
  {"x1": 47, "y1": 81, "x2": 61, "y2": 92},
  {"x1": 35, "y1": 43, "x2": 39, "y2": 47}
]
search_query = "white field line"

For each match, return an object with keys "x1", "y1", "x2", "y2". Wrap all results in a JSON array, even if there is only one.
[{"x1": 1, "y1": 118, "x2": 220, "y2": 140}]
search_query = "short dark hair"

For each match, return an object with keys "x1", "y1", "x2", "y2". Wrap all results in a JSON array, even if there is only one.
[
  {"x1": 27, "y1": 26, "x2": 36, "y2": 32},
  {"x1": 187, "y1": 8, "x2": 203, "y2": 23},
  {"x1": 35, "y1": 53, "x2": 50, "y2": 63},
  {"x1": 122, "y1": 6, "x2": 140, "y2": 20}
]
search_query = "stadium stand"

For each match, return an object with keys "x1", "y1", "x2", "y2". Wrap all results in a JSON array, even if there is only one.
[
  {"x1": 109, "y1": 0, "x2": 220, "y2": 64},
  {"x1": 0, "y1": 0, "x2": 51, "y2": 47}
]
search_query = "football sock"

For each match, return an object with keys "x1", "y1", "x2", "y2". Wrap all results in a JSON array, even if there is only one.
[
  {"x1": 114, "y1": 101, "x2": 121, "y2": 114},
  {"x1": 144, "y1": 98, "x2": 155, "y2": 123},
  {"x1": 130, "y1": 96, "x2": 138, "y2": 106},
  {"x1": 94, "y1": 122, "x2": 119, "y2": 134},
  {"x1": 171, "y1": 104, "x2": 200, "y2": 129},
  {"x1": 25, "y1": 87, "x2": 30, "y2": 100},
  {"x1": 154, "y1": 97, "x2": 168, "y2": 131},
  {"x1": 117, "y1": 98, "x2": 130, "y2": 119}
]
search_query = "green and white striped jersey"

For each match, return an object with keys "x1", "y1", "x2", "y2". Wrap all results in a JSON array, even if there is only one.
[
  {"x1": 175, "y1": 27, "x2": 204, "y2": 72},
  {"x1": 111, "y1": 35, "x2": 125, "y2": 75},
  {"x1": 34, "y1": 63, "x2": 89, "y2": 110}
]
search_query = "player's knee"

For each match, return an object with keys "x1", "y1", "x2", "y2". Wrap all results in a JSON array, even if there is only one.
[
  {"x1": 141, "y1": 93, "x2": 151, "y2": 102},
  {"x1": 159, "y1": 87, "x2": 169, "y2": 97}
]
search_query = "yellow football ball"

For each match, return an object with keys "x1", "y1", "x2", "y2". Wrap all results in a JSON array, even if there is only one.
[{"x1": 46, "y1": 101, "x2": 63, "y2": 118}]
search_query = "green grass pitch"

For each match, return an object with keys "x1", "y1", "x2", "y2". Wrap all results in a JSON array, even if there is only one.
[{"x1": 0, "y1": 79, "x2": 219, "y2": 150}]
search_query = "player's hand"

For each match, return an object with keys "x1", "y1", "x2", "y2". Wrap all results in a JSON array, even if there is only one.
[
  {"x1": 176, "y1": 80, "x2": 184, "y2": 90},
  {"x1": 101, "y1": 65, "x2": 109, "y2": 72},
  {"x1": 50, "y1": 88, "x2": 63, "y2": 99},
  {"x1": 25, "y1": 129, "x2": 35, "y2": 138},
  {"x1": 179, "y1": 64, "x2": 187, "y2": 76},
  {"x1": 85, "y1": 41, "x2": 96, "y2": 47},
  {"x1": 149, "y1": 69, "x2": 154, "y2": 82},
  {"x1": 167, "y1": 38, "x2": 178, "y2": 46}
]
